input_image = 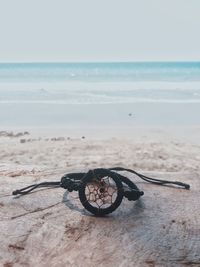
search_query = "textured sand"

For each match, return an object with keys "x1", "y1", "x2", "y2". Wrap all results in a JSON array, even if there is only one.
[{"x1": 0, "y1": 130, "x2": 200, "y2": 267}]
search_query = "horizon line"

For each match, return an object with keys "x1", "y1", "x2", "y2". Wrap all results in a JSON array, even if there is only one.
[{"x1": 0, "y1": 60, "x2": 200, "y2": 64}]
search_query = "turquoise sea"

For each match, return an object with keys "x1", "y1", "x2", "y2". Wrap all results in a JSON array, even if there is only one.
[
  {"x1": 0, "y1": 62, "x2": 200, "y2": 104},
  {"x1": 0, "y1": 62, "x2": 200, "y2": 128},
  {"x1": 1, "y1": 62, "x2": 200, "y2": 82}
]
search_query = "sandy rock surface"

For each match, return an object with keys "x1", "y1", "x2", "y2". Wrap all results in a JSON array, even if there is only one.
[{"x1": 0, "y1": 136, "x2": 200, "y2": 267}]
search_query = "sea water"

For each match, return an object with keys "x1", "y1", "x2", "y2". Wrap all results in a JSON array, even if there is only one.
[{"x1": 0, "y1": 62, "x2": 200, "y2": 128}]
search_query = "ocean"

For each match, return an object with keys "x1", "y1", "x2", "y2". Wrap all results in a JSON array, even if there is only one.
[
  {"x1": 0, "y1": 62, "x2": 200, "y2": 128},
  {"x1": 1, "y1": 62, "x2": 200, "y2": 104}
]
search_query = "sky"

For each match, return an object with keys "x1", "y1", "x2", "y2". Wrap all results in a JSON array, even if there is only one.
[{"x1": 0, "y1": 0, "x2": 200, "y2": 62}]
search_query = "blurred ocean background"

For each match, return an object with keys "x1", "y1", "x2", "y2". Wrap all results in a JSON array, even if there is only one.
[
  {"x1": 1, "y1": 62, "x2": 200, "y2": 104},
  {"x1": 0, "y1": 62, "x2": 200, "y2": 128}
]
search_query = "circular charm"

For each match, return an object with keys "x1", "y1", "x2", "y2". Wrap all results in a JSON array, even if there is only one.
[{"x1": 79, "y1": 169, "x2": 123, "y2": 216}]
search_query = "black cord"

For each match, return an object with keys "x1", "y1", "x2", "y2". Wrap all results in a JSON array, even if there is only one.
[
  {"x1": 12, "y1": 181, "x2": 60, "y2": 195},
  {"x1": 109, "y1": 167, "x2": 190, "y2": 189},
  {"x1": 12, "y1": 167, "x2": 190, "y2": 196}
]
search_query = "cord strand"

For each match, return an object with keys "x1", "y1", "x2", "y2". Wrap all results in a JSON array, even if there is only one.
[
  {"x1": 109, "y1": 167, "x2": 190, "y2": 189},
  {"x1": 12, "y1": 181, "x2": 60, "y2": 195}
]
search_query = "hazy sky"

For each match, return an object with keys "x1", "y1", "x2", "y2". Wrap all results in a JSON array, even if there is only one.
[{"x1": 0, "y1": 0, "x2": 200, "y2": 62}]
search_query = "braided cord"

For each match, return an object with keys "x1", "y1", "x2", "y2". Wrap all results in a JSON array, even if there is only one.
[{"x1": 12, "y1": 166, "x2": 190, "y2": 196}]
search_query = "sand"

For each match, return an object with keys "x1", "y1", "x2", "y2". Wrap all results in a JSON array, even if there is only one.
[{"x1": 0, "y1": 128, "x2": 200, "y2": 267}]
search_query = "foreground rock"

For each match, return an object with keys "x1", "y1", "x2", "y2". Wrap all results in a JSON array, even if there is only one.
[{"x1": 0, "y1": 137, "x2": 200, "y2": 267}]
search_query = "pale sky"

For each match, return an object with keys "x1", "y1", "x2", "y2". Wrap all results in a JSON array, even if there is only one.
[{"x1": 0, "y1": 0, "x2": 200, "y2": 62}]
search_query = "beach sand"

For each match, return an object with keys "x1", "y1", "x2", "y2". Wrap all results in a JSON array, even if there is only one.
[{"x1": 0, "y1": 127, "x2": 200, "y2": 267}]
